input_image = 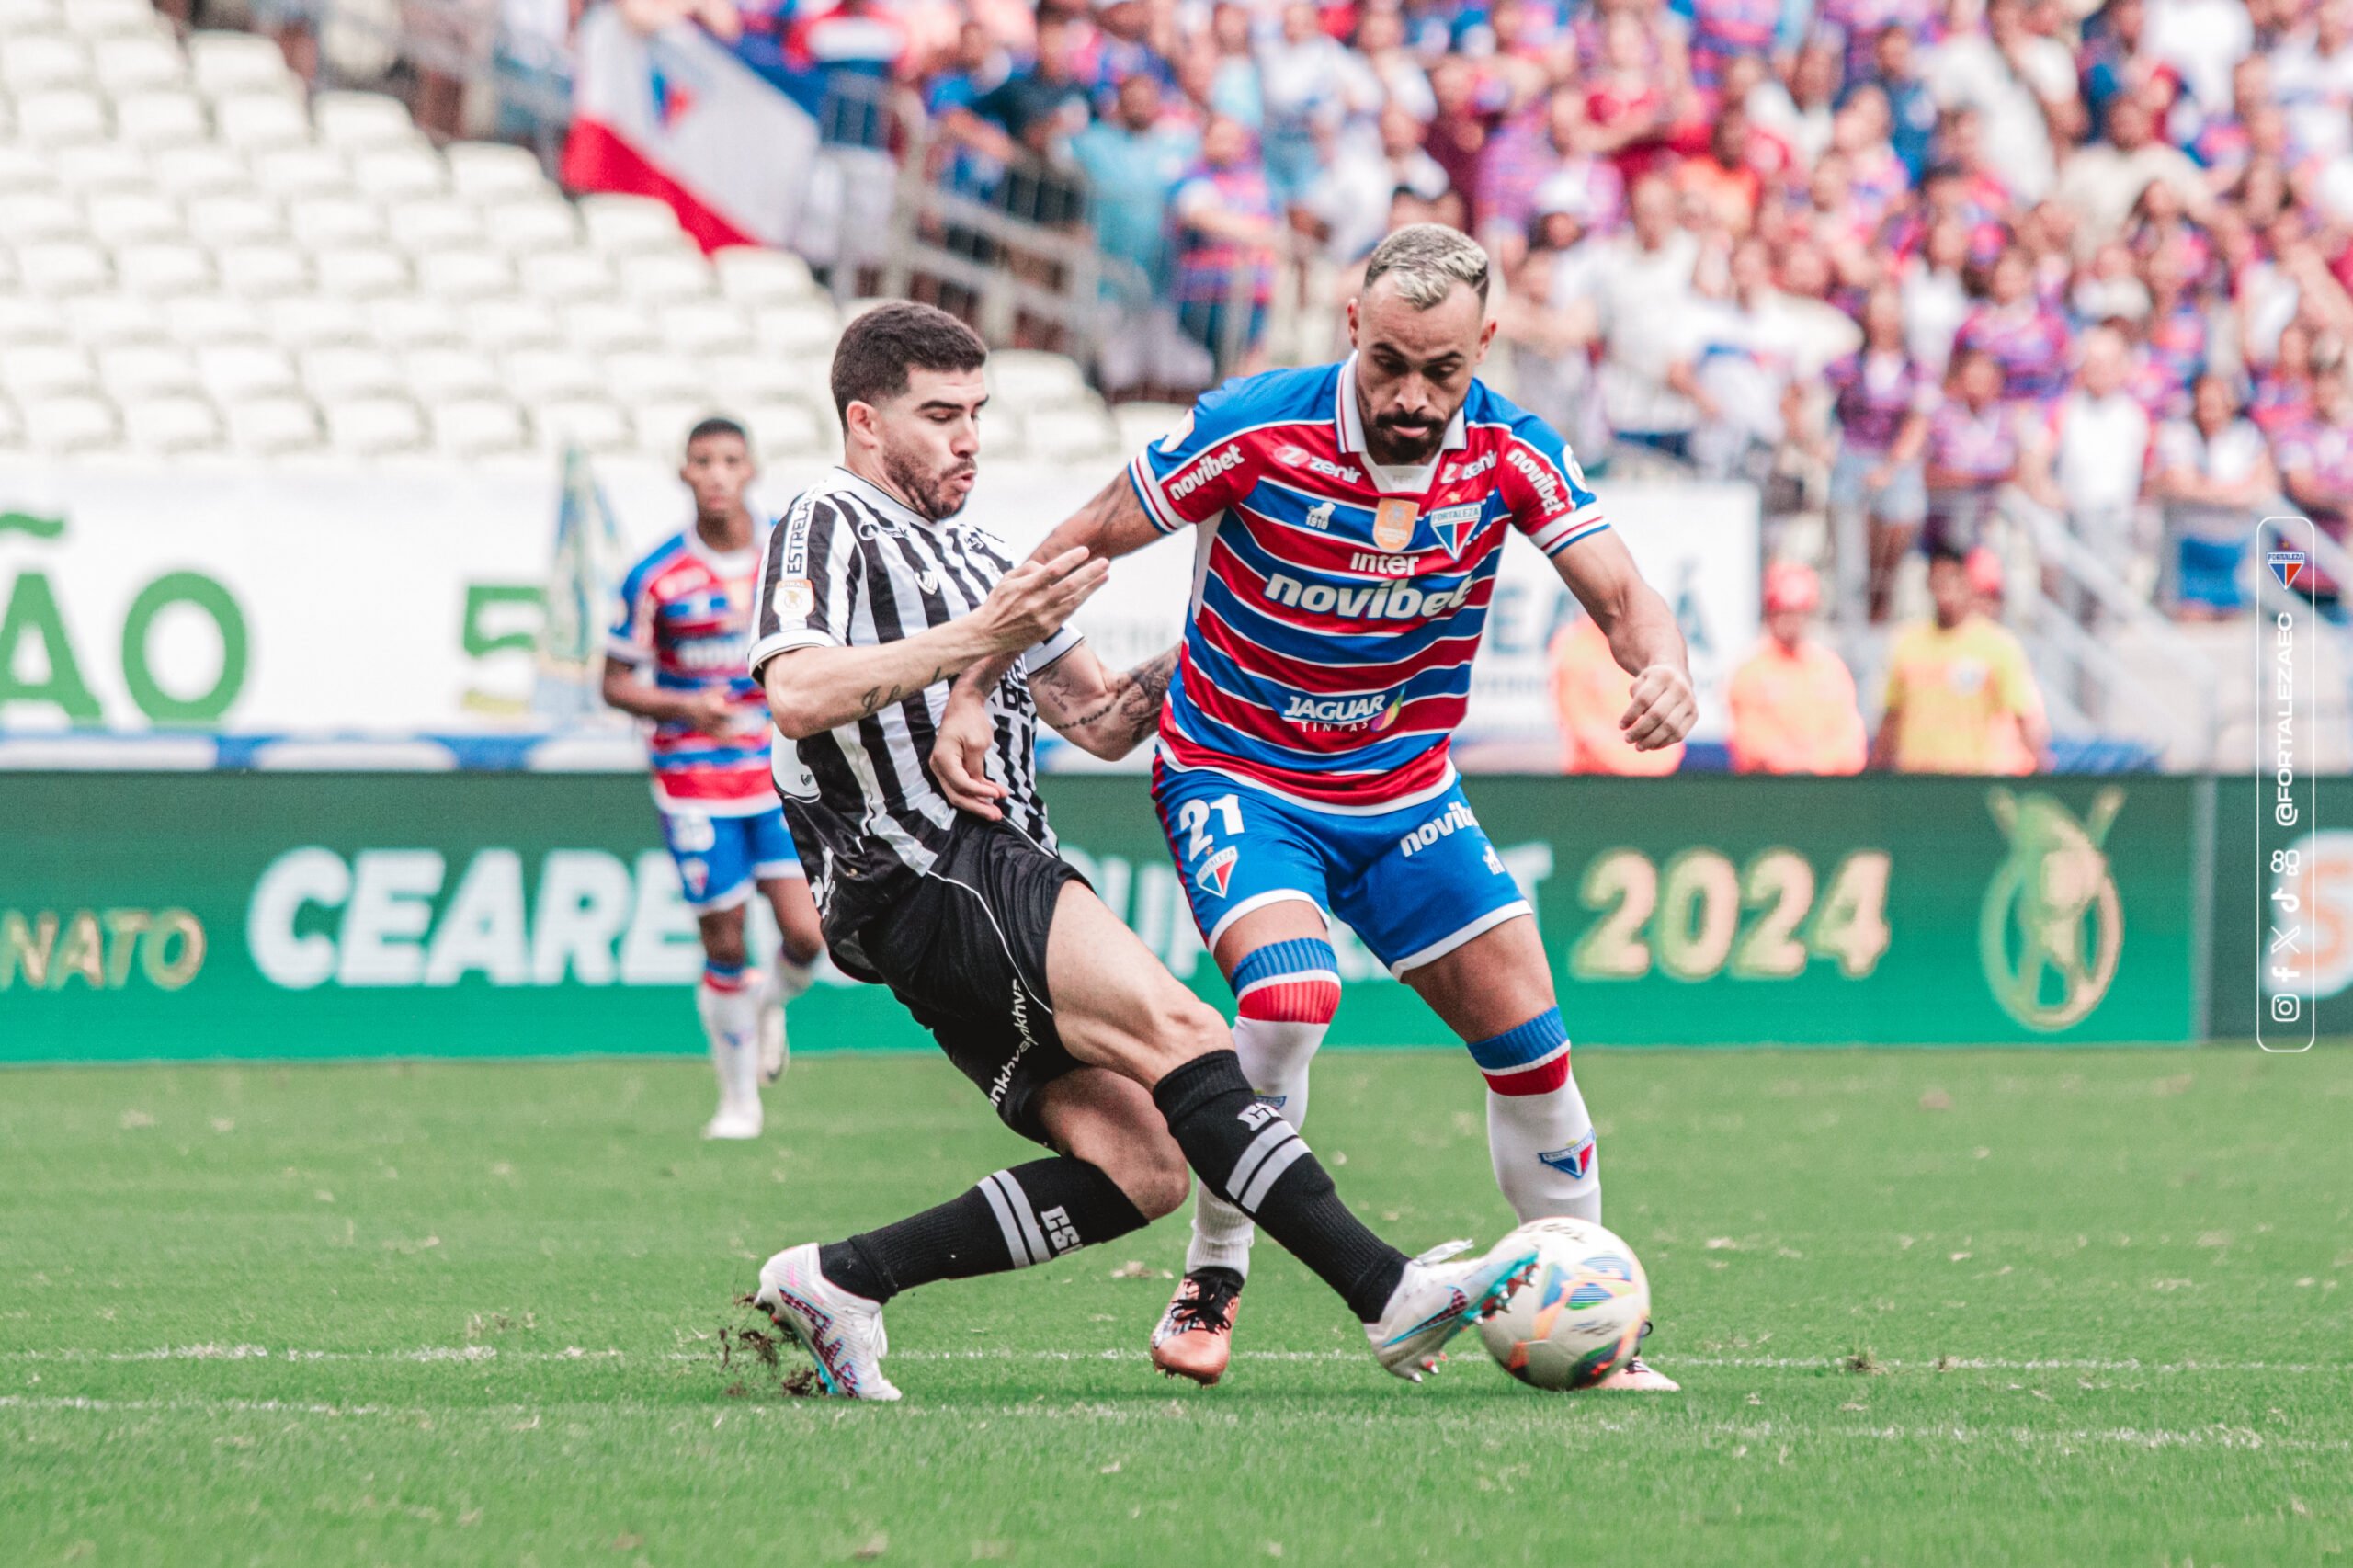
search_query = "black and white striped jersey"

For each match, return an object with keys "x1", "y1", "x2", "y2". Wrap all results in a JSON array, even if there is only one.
[{"x1": 746, "y1": 467, "x2": 1082, "y2": 957}]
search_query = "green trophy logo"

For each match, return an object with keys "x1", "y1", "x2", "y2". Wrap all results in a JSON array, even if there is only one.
[{"x1": 1980, "y1": 787, "x2": 2125, "y2": 1031}]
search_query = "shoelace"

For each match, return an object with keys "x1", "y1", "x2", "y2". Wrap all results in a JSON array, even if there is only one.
[{"x1": 1168, "y1": 1275, "x2": 1241, "y2": 1335}]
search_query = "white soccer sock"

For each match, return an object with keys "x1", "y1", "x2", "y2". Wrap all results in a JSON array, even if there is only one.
[
  {"x1": 698, "y1": 974, "x2": 763, "y2": 1114},
  {"x1": 1185, "y1": 1015, "x2": 1328, "y2": 1277},
  {"x1": 1486, "y1": 1071, "x2": 1600, "y2": 1224}
]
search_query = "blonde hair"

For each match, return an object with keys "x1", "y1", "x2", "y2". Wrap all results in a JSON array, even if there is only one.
[{"x1": 1362, "y1": 223, "x2": 1492, "y2": 309}]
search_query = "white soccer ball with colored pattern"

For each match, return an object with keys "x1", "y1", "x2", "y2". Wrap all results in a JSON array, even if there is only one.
[{"x1": 1475, "y1": 1216, "x2": 1649, "y2": 1390}]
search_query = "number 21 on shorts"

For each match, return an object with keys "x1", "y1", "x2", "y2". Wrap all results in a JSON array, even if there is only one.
[{"x1": 1176, "y1": 792, "x2": 1246, "y2": 897}]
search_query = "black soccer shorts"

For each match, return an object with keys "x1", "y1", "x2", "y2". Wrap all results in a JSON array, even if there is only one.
[{"x1": 854, "y1": 815, "x2": 1090, "y2": 1145}]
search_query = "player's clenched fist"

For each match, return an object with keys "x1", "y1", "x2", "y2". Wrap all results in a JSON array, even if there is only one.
[
  {"x1": 930, "y1": 684, "x2": 1004, "y2": 820},
  {"x1": 1620, "y1": 664, "x2": 1697, "y2": 751},
  {"x1": 974, "y1": 546, "x2": 1108, "y2": 653}
]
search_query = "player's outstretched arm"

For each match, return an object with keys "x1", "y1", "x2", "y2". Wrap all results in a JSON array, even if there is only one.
[
  {"x1": 1028, "y1": 645, "x2": 1178, "y2": 768},
  {"x1": 1554, "y1": 529, "x2": 1697, "y2": 752},
  {"x1": 759, "y1": 548, "x2": 1107, "y2": 741}
]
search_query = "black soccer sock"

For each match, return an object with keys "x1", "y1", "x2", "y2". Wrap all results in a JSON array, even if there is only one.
[
  {"x1": 817, "y1": 1158, "x2": 1149, "y2": 1304},
  {"x1": 1152, "y1": 1051, "x2": 1407, "y2": 1323}
]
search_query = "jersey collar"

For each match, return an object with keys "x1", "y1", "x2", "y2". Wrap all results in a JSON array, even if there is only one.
[
  {"x1": 831, "y1": 465, "x2": 937, "y2": 532},
  {"x1": 1333, "y1": 352, "x2": 1470, "y2": 461}
]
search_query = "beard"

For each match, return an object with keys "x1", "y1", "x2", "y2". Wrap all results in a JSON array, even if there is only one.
[
  {"x1": 882, "y1": 448, "x2": 976, "y2": 522},
  {"x1": 1368, "y1": 410, "x2": 1447, "y2": 466}
]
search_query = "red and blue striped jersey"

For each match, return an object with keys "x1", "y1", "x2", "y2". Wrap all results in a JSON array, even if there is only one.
[
  {"x1": 1128, "y1": 356, "x2": 1607, "y2": 812},
  {"x1": 608, "y1": 526, "x2": 775, "y2": 815}
]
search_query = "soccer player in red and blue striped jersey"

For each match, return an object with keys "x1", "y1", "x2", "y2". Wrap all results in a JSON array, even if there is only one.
[
  {"x1": 603, "y1": 417, "x2": 824, "y2": 1142},
  {"x1": 936, "y1": 225, "x2": 1694, "y2": 1390}
]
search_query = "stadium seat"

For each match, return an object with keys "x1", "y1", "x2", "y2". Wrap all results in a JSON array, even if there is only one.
[
  {"x1": 15, "y1": 87, "x2": 108, "y2": 147},
  {"x1": 215, "y1": 242, "x2": 312, "y2": 298},
  {"x1": 150, "y1": 144, "x2": 250, "y2": 199},
  {"x1": 0, "y1": 294, "x2": 66, "y2": 346},
  {"x1": 323, "y1": 394, "x2": 428, "y2": 456},
  {"x1": 0, "y1": 97, "x2": 13, "y2": 144},
  {"x1": 476, "y1": 199, "x2": 580, "y2": 256},
  {"x1": 630, "y1": 397, "x2": 718, "y2": 459},
  {"x1": 0, "y1": 188, "x2": 84, "y2": 242},
  {"x1": 16, "y1": 238, "x2": 112, "y2": 295},
  {"x1": 349, "y1": 146, "x2": 445, "y2": 200},
  {"x1": 1, "y1": 343, "x2": 97, "y2": 399},
  {"x1": 1023, "y1": 405, "x2": 1121, "y2": 463},
  {"x1": 714, "y1": 246, "x2": 821, "y2": 307},
  {"x1": 0, "y1": 145, "x2": 52, "y2": 192},
  {"x1": 289, "y1": 195, "x2": 386, "y2": 249},
  {"x1": 311, "y1": 89, "x2": 417, "y2": 151},
  {"x1": 615, "y1": 251, "x2": 713, "y2": 306},
  {"x1": 751, "y1": 301, "x2": 840, "y2": 358},
  {"x1": 742, "y1": 400, "x2": 827, "y2": 459},
  {"x1": 462, "y1": 297, "x2": 562, "y2": 353},
  {"x1": 97, "y1": 342, "x2": 199, "y2": 399},
  {"x1": 602, "y1": 349, "x2": 702, "y2": 400},
  {"x1": 249, "y1": 146, "x2": 347, "y2": 200},
  {"x1": 445, "y1": 142, "x2": 550, "y2": 203},
  {"x1": 0, "y1": 0, "x2": 63, "y2": 34},
  {"x1": 113, "y1": 89, "x2": 209, "y2": 149},
  {"x1": 300, "y1": 344, "x2": 404, "y2": 401},
  {"x1": 987, "y1": 349, "x2": 1090, "y2": 408},
  {"x1": 267, "y1": 293, "x2": 369, "y2": 350},
  {"x1": 368, "y1": 296, "x2": 465, "y2": 351},
  {"x1": 83, "y1": 190, "x2": 184, "y2": 247},
  {"x1": 1, "y1": 35, "x2": 91, "y2": 94},
  {"x1": 654, "y1": 301, "x2": 752, "y2": 358},
  {"x1": 49, "y1": 142, "x2": 152, "y2": 195},
  {"x1": 429, "y1": 396, "x2": 531, "y2": 459},
  {"x1": 532, "y1": 397, "x2": 632, "y2": 454},
  {"x1": 111, "y1": 240, "x2": 212, "y2": 298},
  {"x1": 196, "y1": 341, "x2": 301, "y2": 401},
  {"x1": 499, "y1": 347, "x2": 601, "y2": 403},
  {"x1": 415, "y1": 249, "x2": 514, "y2": 302},
  {"x1": 166, "y1": 293, "x2": 268, "y2": 347},
  {"x1": 184, "y1": 193, "x2": 286, "y2": 247},
  {"x1": 403, "y1": 347, "x2": 501, "y2": 402},
  {"x1": 89, "y1": 34, "x2": 185, "y2": 96},
  {"x1": 515, "y1": 249, "x2": 614, "y2": 304},
  {"x1": 61, "y1": 0, "x2": 163, "y2": 37},
  {"x1": 222, "y1": 393, "x2": 324, "y2": 456},
  {"x1": 310, "y1": 244, "x2": 410, "y2": 299},
  {"x1": 1109, "y1": 403, "x2": 1185, "y2": 453},
  {"x1": 562, "y1": 300, "x2": 656, "y2": 354},
  {"x1": 382, "y1": 197, "x2": 482, "y2": 253},
  {"x1": 706, "y1": 354, "x2": 808, "y2": 408},
  {"x1": 0, "y1": 395, "x2": 22, "y2": 451},
  {"x1": 577, "y1": 194, "x2": 684, "y2": 256},
  {"x1": 214, "y1": 91, "x2": 311, "y2": 154},
  {"x1": 65, "y1": 290, "x2": 167, "y2": 347},
  {"x1": 186, "y1": 31, "x2": 299, "y2": 99},
  {"x1": 21, "y1": 392, "x2": 119, "y2": 452},
  {"x1": 120, "y1": 393, "x2": 223, "y2": 454}
]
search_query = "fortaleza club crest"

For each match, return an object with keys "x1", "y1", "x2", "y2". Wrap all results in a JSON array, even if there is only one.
[
  {"x1": 2268, "y1": 551, "x2": 2308, "y2": 590},
  {"x1": 1979, "y1": 787, "x2": 2125, "y2": 1031},
  {"x1": 1195, "y1": 846, "x2": 1239, "y2": 897}
]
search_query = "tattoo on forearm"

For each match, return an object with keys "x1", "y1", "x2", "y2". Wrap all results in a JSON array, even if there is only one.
[{"x1": 853, "y1": 665, "x2": 948, "y2": 722}]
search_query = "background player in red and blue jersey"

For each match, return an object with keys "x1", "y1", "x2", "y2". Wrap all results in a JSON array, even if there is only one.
[
  {"x1": 935, "y1": 224, "x2": 1695, "y2": 1389},
  {"x1": 602, "y1": 416, "x2": 824, "y2": 1142}
]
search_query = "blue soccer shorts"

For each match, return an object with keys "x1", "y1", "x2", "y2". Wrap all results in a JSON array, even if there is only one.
[
  {"x1": 657, "y1": 804, "x2": 802, "y2": 915},
  {"x1": 1152, "y1": 767, "x2": 1532, "y2": 974}
]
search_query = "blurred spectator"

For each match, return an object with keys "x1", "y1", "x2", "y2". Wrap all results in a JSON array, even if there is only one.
[
  {"x1": 1548, "y1": 614, "x2": 1686, "y2": 775},
  {"x1": 1824, "y1": 286, "x2": 1938, "y2": 620},
  {"x1": 1071, "y1": 74, "x2": 1198, "y2": 290},
  {"x1": 1172, "y1": 116, "x2": 1285, "y2": 369},
  {"x1": 2020, "y1": 323, "x2": 2154, "y2": 572},
  {"x1": 1688, "y1": 237, "x2": 1814, "y2": 481},
  {"x1": 1923, "y1": 347, "x2": 2026, "y2": 552},
  {"x1": 1853, "y1": 24, "x2": 1941, "y2": 183},
  {"x1": 2150, "y1": 373, "x2": 2277, "y2": 618},
  {"x1": 2050, "y1": 92, "x2": 2209, "y2": 247},
  {"x1": 1871, "y1": 544, "x2": 2051, "y2": 773},
  {"x1": 1728, "y1": 563, "x2": 1870, "y2": 774},
  {"x1": 2272, "y1": 370, "x2": 2353, "y2": 582},
  {"x1": 1920, "y1": 0, "x2": 2074, "y2": 205},
  {"x1": 1307, "y1": 104, "x2": 1453, "y2": 265},
  {"x1": 1258, "y1": 1, "x2": 1372, "y2": 208},
  {"x1": 1953, "y1": 244, "x2": 2075, "y2": 408},
  {"x1": 1590, "y1": 174, "x2": 1711, "y2": 460},
  {"x1": 1900, "y1": 214, "x2": 1976, "y2": 376}
]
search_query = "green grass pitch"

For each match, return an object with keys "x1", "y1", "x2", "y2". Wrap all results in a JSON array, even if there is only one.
[{"x1": 4, "y1": 1047, "x2": 2348, "y2": 1566}]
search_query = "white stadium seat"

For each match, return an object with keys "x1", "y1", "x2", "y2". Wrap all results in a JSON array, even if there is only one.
[
  {"x1": 111, "y1": 240, "x2": 213, "y2": 298},
  {"x1": 167, "y1": 293, "x2": 268, "y2": 347},
  {"x1": 707, "y1": 355, "x2": 808, "y2": 408},
  {"x1": 310, "y1": 89, "x2": 418, "y2": 151},
  {"x1": 0, "y1": 395, "x2": 22, "y2": 451},
  {"x1": 15, "y1": 87, "x2": 108, "y2": 147},
  {"x1": 267, "y1": 294, "x2": 369, "y2": 350},
  {"x1": 64, "y1": 291, "x2": 166, "y2": 347},
  {"x1": 1, "y1": 343, "x2": 97, "y2": 398},
  {"x1": 197, "y1": 342, "x2": 301, "y2": 401},
  {"x1": 82, "y1": 190, "x2": 183, "y2": 247},
  {"x1": 714, "y1": 246, "x2": 820, "y2": 307},
  {"x1": 1023, "y1": 405, "x2": 1121, "y2": 463},
  {"x1": 414, "y1": 247, "x2": 513, "y2": 302},
  {"x1": 463, "y1": 296, "x2": 561, "y2": 353},
  {"x1": 184, "y1": 193, "x2": 285, "y2": 247},
  {"x1": 22, "y1": 392, "x2": 119, "y2": 453},
  {"x1": 368, "y1": 296, "x2": 465, "y2": 351},
  {"x1": 382, "y1": 197, "x2": 482, "y2": 253},
  {"x1": 0, "y1": 0, "x2": 65, "y2": 32},
  {"x1": 0, "y1": 294, "x2": 70, "y2": 346},
  {"x1": 1, "y1": 35, "x2": 91, "y2": 94},
  {"x1": 1112, "y1": 402, "x2": 1186, "y2": 454},
  {"x1": 430, "y1": 396, "x2": 530, "y2": 459},
  {"x1": 0, "y1": 145, "x2": 54, "y2": 192},
  {"x1": 402, "y1": 347, "x2": 501, "y2": 402},
  {"x1": 631, "y1": 397, "x2": 718, "y2": 459},
  {"x1": 120, "y1": 393, "x2": 223, "y2": 453},
  {"x1": 187, "y1": 32, "x2": 299, "y2": 98},
  {"x1": 289, "y1": 196, "x2": 386, "y2": 249},
  {"x1": 97, "y1": 342, "x2": 199, "y2": 398},
  {"x1": 654, "y1": 301, "x2": 752, "y2": 358},
  {"x1": 215, "y1": 242, "x2": 311, "y2": 298},
  {"x1": 90, "y1": 34, "x2": 185, "y2": 95},
  {"x1": 988, "y1": 349, "x2": 1090, "y2": 407},
  {"x1": 601, "y1": 349, "x2": 702, "y2": 400},
  {"x1": 15, "y1": 238, "x2": 112, "y2": 295},
  {"x1": 578, "y1": 193, "x2": 684, "y2": 256},
  {"x1": 0, "y1": 189, "x2": 85, "y2": 242},
  {"x1": 214, "y1": 91, "x2": 311, "y2": 154},
  {"x1": 475, "y1": 198, "x2": 580, "y2": 254},
  {"x1": 563, "y1": 299, "x2": 656, "y2": 354},
  {"x1": 499, "y1": 347, "x2": 601, "y2": 403},
  {"x1": 515, "y1": 250, "x2": 614, "y2": 305},
  {"x1": 532, "y1": 397, "x2": 632, "y2": 453},
  {"x1": 222, "y1": 393, "x2": 324, "y2": 456},
  {"x1": 62, "y1": 0, "x2": 164, "y2": 37},
  {"x1": 249, "y1": 147, "x2": 347, "y2": 201},
  {"x1": 311, "y1": 244, "x2": 410, "y2": 299},
  {"x1": 112, "y1": 89, "x2": 210, "y2": 149},
  {"x1": 615, "y1": 250, "x2": 712, "y2": 306},
  {"x1": 349, "y1": 146, "x2": 445, "y2": 200},
  {"x1": 150, "y1": 145, "x2": 250, "y2": 199},
  {"x1": 300, "y1": 344, "x2": 404, "y2": 401},
  {"x1": 444, "y1": 142, "x2": 551, "y2": 203},
  {"x1": 751, "y1": 301, "x2": 840, "y2": 358},
  {"x1": 323, "y1": 394, "x2": 427, "y2": 456},
  {"x1": 742, "y1": 400, "x2": 827, "y2": 459},
  {"x1": 49, "y1": 142, "x2": 153, "y2": 195}
]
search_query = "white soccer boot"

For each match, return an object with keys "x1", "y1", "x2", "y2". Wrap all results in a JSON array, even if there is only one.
[
  {"x1": 702, "y1": 1103, "x2": 764, "y2": 1141},
  {"x1": 750, "y1": 1243, "x2": 901, "y2": 1401},
  {"x1": 1592, "y1": 1324, "x2": 1679, "y2": 1390},
  {"x1": 757, "y1": 980, "x2": 789, "y2": 1085},
  {"x1": 1366, "y1": 1237, "x2": 1541, "y2": 1382}
]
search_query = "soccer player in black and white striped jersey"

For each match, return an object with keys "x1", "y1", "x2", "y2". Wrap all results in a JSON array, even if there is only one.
[{"x1": 740, "y1": 301, "x2": 1539, "y2": 1398}]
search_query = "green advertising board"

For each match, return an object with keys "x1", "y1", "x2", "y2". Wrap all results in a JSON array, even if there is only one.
[{"x1": 0, "y1": 772, "x2": 2201, "y2": 1062}]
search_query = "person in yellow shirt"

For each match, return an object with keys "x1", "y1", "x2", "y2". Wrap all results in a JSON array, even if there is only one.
[
  {"x1": 1870, "y1": 545, "x2": 2050, "y2": 774},
  {"x1": 1549, "y1": 611, "x2": 1686, "y2": 775},
  {"x1": 1726, "y1": 562, "x2": 1867, "y2": 774}
]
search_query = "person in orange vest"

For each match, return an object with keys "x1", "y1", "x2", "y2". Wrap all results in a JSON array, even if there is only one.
[
  {"x1": 1726, "y1": 562, "x2": 1867, "y2": 774},
  {"x1": 1549, "y1": 611, "x2": 1687, "y2": 775}
]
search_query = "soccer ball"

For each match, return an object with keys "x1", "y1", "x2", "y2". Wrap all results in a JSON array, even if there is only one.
[{"x1": 1476, "y1": 1216, "x2": 1649, "y2": 1390}]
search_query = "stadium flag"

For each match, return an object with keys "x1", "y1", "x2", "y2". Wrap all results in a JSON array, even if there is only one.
[
  {"x1": 533, "y1": 447, "x2": 628, "y2": 724},
  {"x1": 560, "y1": 6, "x2": 820, "y2": 252}
]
